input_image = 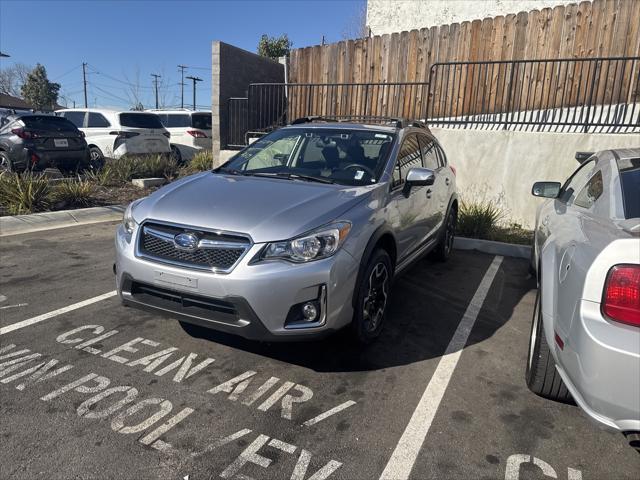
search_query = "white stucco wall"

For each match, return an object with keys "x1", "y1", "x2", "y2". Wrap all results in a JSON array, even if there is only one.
[
  {"x1": 430, "y1": 128, "x2": 639, "y2": 228},
  {"x1": 367, "y1": 0, "x2": 580, "y2": 34}
]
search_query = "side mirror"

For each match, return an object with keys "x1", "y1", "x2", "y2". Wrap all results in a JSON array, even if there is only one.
[
  {"x1": 404, "y1": 167, "x2": 435, "y2": 195},
  {"x1": 406, "y1": 167, "x2": 435, "y2": 186},
  {"x1": 531, "y1": 181, "x2": 561, "y2": 198}
]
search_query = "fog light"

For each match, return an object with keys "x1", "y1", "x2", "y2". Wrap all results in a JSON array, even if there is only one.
[{"x1": 302, "y1": 302, "x2": 318, "y2": 321}]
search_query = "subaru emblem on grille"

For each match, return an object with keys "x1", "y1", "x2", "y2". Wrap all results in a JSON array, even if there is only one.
[{"x1": 174, "y1": 232, "x2": 199, "y2": 251}]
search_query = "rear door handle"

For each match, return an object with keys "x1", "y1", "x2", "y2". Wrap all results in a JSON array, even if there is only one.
[{"x1": 426, "y1": 189, "x2": 432, "y2": 199}]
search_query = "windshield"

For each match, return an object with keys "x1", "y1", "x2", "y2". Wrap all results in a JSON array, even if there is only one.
[{"x1": 222, "y1": 128, "x2": 396, "y2": 186}]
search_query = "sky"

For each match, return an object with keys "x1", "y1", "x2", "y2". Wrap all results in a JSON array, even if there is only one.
[{"x1": 0, "y1": 0, "x2": 366, "y2": 109}]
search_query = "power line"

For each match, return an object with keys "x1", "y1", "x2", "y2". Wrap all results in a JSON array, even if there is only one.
[{"x1": 53, "y1": 64, "x2": 82, "y2": 81}]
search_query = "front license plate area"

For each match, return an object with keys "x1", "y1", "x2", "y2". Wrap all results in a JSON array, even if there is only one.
[{"x1": 153, "y1": 271, "x2": 198, "y2": 289}]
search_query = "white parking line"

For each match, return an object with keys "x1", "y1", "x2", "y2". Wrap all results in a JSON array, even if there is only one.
[
  {"x1": 379, "y1": 255, "x2": 504, "y2": 480},
  {"x1": 0, "y1": 291, "x2": 117, "y2": 336}
]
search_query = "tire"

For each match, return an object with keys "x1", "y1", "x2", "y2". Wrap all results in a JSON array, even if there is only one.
[
  {"x1": 179, "y1": 321, "x2": 202, "y2": 337},
  {"x1": 170, "y1": 145, "x2": 183, "y2": 164},
  {"x1": 351, "y1": 248, "x2": 392, "y2": 344},
  {"x1": 525, "y1": 287, "x2": 572, "y2": 403},
  {"x1": 88, "y1": 146, "x2": 105, "y2": 170},
  {"x1": 623, "y1": 432, "x2": 640, "y2": 455},
  {"x1": 433, "y1": 205, "x2": 457, "y2": 262},
  {"x1": 0, "y1": 151, "x2": 13, "y2": 172}
]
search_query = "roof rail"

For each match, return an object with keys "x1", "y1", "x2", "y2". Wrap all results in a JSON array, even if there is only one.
[{"x1": 290, "y1": 115, "x2": 428, "y2": 129}]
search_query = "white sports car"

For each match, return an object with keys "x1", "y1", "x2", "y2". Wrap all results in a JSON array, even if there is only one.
[{"x1": 527, "y1": 148, "x2": 640, "y2": 452}]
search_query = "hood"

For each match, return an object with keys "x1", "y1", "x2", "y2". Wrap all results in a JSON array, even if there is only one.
[{"x1": 133, "y1": 172, "x2": 374, "y2": 243}]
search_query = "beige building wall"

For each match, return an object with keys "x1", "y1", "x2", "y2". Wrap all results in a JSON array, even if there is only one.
[
  {"x1": 430, "y1": 128, "x2": 639, "y2": 228},
  {"x1": 367, "y1": 0, "x2": 582, "y2": 35}
]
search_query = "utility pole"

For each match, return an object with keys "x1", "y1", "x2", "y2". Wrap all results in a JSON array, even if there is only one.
[
  {"x1": 185, "y1": 76, "x2": 202, "y2": 110},
  {"x1": 82, "y1": 62, "x2": 88, "y2": 108},
  {"x1": 178, "y1": 65, "x2": 187, "y2": 108},
  {"x1": 151, "y1": 73, "x2": 161, "y2": 109}
]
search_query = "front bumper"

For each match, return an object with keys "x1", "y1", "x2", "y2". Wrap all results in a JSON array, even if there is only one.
[
  {"x1": 557, "y1": 299, "x2": 640, "y2": 432},
  {"x1": 115, "y1": 223, "x2": 359, "y2": 340}
]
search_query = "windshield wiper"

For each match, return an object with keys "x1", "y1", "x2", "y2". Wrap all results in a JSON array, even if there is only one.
[
  {"x1": 246, "y1": 172, "x2": 335, "y2": 184},
  {"x1": 214, "y1": 167, "x2": 245, "y2": 175}
]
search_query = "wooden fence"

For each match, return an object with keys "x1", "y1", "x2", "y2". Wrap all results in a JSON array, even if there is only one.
[{"x1": 287, "y1": 0, "x2": 640, "y2": 119}]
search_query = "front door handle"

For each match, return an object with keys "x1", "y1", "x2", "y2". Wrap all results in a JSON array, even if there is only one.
[{"x1": 426, "y1": 189, "x2": 432, "y2": 199}]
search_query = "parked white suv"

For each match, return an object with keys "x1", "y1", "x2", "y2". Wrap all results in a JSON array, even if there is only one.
[
  {"x1": 151, "y1": 110, "x2": 212, "y2": 163},
  {"x1": 56, "y1": 109, "x2": 171, "y2": 165}
]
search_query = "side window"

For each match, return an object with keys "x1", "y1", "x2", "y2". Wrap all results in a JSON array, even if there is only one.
[
  {"x1": 559, "y1": 159, "x2": 595, "y2": 203},
  {"x1": 418, "y1": 134, "x2": 439, "y2": 170},
  {"x1": 87, "y1": 113, "x2": 110, "y2": 128},
  {"x1": 435, "y1": 143, "x2": 447, "y2": 168},
  {"x1": 573, "y1": 170, "x2": 603, "y2": 209},
  {"x1": 393, "y1": 135, "x2": 422, "y2": 189},
  {"x1": 63, "y1": 111, "x2": 86, "y2": 128}
]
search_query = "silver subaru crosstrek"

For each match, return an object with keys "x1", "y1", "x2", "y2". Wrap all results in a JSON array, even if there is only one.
[{"x1": 115, "y1": 118, "x2": 458, "y2": 343}]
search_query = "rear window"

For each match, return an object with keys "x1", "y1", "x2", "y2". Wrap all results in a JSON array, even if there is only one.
[
  {"x1": 161, "y1": 114, "x2": 190, "y2": 128},
  {"x1": 191, "y1": 113, "x2": 212, "y2": 130},
  {"x1": 21, "y1": 115, "x2": 78, "y2": 132},
  {"x1": 119, "y1": 113, "x2": 164, "y2": 129},
  {"x1": 618, "y1": 157, "x2": 640, "y2": 219}
]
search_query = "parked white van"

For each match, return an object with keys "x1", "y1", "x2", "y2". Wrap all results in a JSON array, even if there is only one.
[
  {"x1": 150, "y1": 109, "x2": 212, "y2": 163},
  {"x1": 56, "y1": 109, "x2": 171, "y2": 164}
]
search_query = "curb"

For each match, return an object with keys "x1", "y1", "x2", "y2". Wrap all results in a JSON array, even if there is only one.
[
  {"x1": 454, "y1": 236, "x2": 531, "y2": 259},
  {"x1": 0, "y1": 205, "x2": 125, "y2": 237}
]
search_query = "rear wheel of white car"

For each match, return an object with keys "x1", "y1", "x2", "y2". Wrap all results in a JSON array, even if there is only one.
[
  {"x1": 170, "y1": 145, "x2": 182, "y2": 164},
  {"x1": 89, "y1": 146, "x2": 105, "y2": 170},
  {"x1": 352, "y1": 249, "x2": 392, "y2": 344},
  {"x1": 525, "y1": 288, "x2": 572, "y2": 403}
]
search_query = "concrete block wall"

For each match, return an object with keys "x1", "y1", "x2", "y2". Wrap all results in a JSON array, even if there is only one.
[
  {"x1": 211, "y1": 41, "x2": 284, "y2": 163},
  {"x1": 430, "y1": 128, "x2": 639, "y2": 228}
]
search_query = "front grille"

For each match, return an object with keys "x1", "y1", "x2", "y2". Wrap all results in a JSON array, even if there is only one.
[{"x1": 138, "y1": 222, "x2": 250, "y2": 272}]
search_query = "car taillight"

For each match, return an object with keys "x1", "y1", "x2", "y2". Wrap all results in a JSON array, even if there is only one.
[
  {"x1": 109, "y1": 131, "x2": 140, "y2": 139},
  {"x1": 450, "y1": 165, "x2": 457, "y2": 176},
  {"x1": 187, "y1": 130, "x2": 207, "y2": 138},
  {"x1": 11, "y1": 128, "x2": 34, "y2": 139},
  {"x1": 602, "y1": 264, "x2": 640, "y2": 326}
]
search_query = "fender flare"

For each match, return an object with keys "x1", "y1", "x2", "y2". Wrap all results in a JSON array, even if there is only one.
[{"x1": 351, "y1": 225, "x2": 397, "y2": 309}]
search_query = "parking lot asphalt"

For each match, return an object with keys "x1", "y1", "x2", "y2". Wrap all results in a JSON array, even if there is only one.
[{"x1": 1, "y1": 222, "x2": 638, "y2": 480}]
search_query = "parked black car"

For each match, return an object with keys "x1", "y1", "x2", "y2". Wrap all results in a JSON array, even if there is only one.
[{"x1": 0, "y1": 114, "x2": 90, "y2": 172}]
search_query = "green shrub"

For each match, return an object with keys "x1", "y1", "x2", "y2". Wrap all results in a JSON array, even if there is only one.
[
  {"x1": 457, "y1": 200, "x2": 504, "y2": 240},
  {"x1": 0, "y1": 172, "x2": 51, "y2": 215},
  {"x1": 86, "y1": 155, "x2": 178, "y2": 186},
  {"x1": 133, "y1": 154, "x2": 179, "y2": 180},
  {"x1": 52, "y1": 179, "x2": 95, "y2": 208},
  {"x1": 180, "y1": 150, "x2": 214, "y2": 176}
]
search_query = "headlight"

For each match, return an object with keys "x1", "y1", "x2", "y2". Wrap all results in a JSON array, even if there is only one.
[
  {"x1": 262, "y1": 222, "x2": 351, "y2": 263},
  {"x1": 123, "y1": 199, "x2": 144, "y2": 234}
]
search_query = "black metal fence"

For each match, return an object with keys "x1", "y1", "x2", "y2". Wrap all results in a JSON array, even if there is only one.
[
  {"x1": 427, "y1": 57, "x2": 640, "y2": 133},
  {"x1": 226, "y1": 56, "x2": 639, "y2": 147},
  {"x1": 227, "y1": 97, "x2": 249, "y2": 148}
]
